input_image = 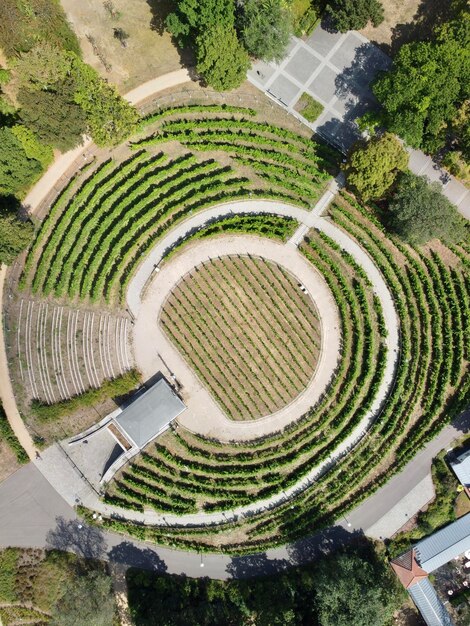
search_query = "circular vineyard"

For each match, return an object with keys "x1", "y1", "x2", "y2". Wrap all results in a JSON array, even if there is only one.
[
  {"x1": 160, "y1": 255, "x2": 322, "y2": 421},
  {"x1": 17, "y1": 102, "x2": 469, "y2": 553}
]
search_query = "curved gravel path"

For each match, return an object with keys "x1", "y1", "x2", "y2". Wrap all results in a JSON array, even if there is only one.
[
  {"x1": 134, "y1": 236, "x2": 341, "y2": 441},
  {"x1": 33, "y1": 193, "x2": 399, "y2": 529}
]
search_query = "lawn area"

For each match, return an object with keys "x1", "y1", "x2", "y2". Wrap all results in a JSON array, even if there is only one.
[
  {"x1": 295, "y1": 92, "x2": 324, "y2": 123},
  {"x1": 160, "y1": 255, "x2": 321, "y2": 420}
]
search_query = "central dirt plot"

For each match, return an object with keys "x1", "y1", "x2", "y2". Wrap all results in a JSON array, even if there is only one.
[{"x1": 160, "y1": 255, "x2": 321, "y2": 420}]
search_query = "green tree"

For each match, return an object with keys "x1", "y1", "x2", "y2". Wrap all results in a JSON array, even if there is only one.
[
  {"x1": 0, "y1": 195, "x2": 34, "y2": 265},
  {"x1": 166, "y1": 0, "x2": 235, "y2": 47},
  {"x1": 50, "y1": 570, "x2": 116, "y2": 626},
  {"x1": 326, "y1": 0, "x2": 384, "y2": 32},
  {"x1": 373, "y1": 13, "x2": 470, "y2": 154},
  {"x1": 387, "y1": 172, "x2": 467, "y2": 245},
  {"x1": 196, "y1": 24, "x2": 250, "y2": 92},
  {"x1": 11, "y1": 125, "x2": 53, "y2": 168},
  {"x1": 239, "y1": 0, "x2": 292, "y2": 63},
  {"x1": 14, "y1": 42, "x2": 73, "y2": 91},
  {"x1": 346, "y1": 132, "x2": 409, "y2": 201},
  {"x1": 0, "y1": 127, "x2": 42, "y2": 196},
  {"x1": 73, "y1": 61, "x2": 139, "y2": 146},
  {"x1": 18, "y1": 77, "x2": 87, "y2": 152},
  {"x1": 314, "y1": 551, "x2": 402, "y2": 626}
]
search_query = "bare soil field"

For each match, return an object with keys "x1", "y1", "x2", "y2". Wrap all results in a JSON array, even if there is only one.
[
  {"x1": 160, "y1": 255, "x2": 321, "y2": 421},
  {"x1": 59, "y1": 0, "x2": 187, "y2": 92}
]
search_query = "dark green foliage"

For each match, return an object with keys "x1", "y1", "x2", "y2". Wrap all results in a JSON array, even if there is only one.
[
  {"x1": 50, "y1": 570, "x2": 116, "y2": 626},
  {"x1": 127, "y1": 543, "x2": 404, "y2": 626},
  {"x1": 18, "y1": 78, "x2": 87, "y2": 152},
  {"x1": 326, "y1": 0, "x2": 384, "y2": 32},
  {"x1": 31, "y1": 369, "x2": 141, "y2": 420},
  {"x1": 314, "y1": 551, "x2": 400, "y2": 626},
  {"x1": 388, "y1": 172, "x2": 467, "y2": 245},
  {"x1": 73, "y1": 61, "x2": 139, "y2": 146},
  {"x1": 196, "y1": 24, "x2": 250, "y2": 91},
  {"x1": 0, "y1": 0, "x2": 81, "y2": 57},
  {"x1": 166, "y1": 0, "x2": 235, "y2": 46},
  {"x1": 239, "y1": 0, "x2": 292, "y2": 63},
  {"x1": 373, "y1": 13, "x2": 470, "y2": 154},
  {"x1": 0, "y1": 403, "x2": 29, "y2": 464},
  {"x1": 345, "y1": 132, "x2": 408, "y2": 201},
  {"x1": 0, "y1": 127, "x2": 42, "y2": 196}
]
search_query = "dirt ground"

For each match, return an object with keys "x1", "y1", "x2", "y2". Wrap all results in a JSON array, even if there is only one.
[
  {"x1": 0, "y1": 440, "x2": 20, "y2": 483},
  {"x1": 59, "y1": 0, "x2": 187, "y2": 92},
  {"x1": 359, "y1": 0, "x2": 421, "y2": 52}
]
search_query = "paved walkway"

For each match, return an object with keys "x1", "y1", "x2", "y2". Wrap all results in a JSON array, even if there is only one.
[
  {"x1": 248, "y1": 23, "x2": 470, "y2": 217},
  {"x1": 0, "y1": 265, "x2": 37, "y2": 460}
]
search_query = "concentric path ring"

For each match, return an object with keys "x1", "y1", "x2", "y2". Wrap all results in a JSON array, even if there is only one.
[{"x1": 133, "y1": 236, "x2": 341, "y2": 440}]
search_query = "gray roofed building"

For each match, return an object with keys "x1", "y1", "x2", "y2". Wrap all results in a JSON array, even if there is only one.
[
  {"x1": 115, "y1": 378, "x2": 186, "y2": 448},
  {"x1": 408, "y1": 579, "x2": 455, "y2": 626},
  {"x1": 449, "y1": 448, "x2": 470, "y2": 496},
  {"x1": 414, "y1": 513, "x2": 470, "y2": 573}
]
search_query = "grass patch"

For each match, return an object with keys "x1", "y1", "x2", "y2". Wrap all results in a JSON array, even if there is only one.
[
  {"x1": 0, "y1": 402, "x2": 29, "y2": 464},
  {"x1": 31, "y1": 369, "x2": 141, "y2": 421},
  {"x1": 291, "y1": 0, "x2": 325, "y2": 36},
  {"x1": 295, "y1": 93, "x2": 324, "y2": 123},
  {"x1": 0, "y1": 549, "x2": 19, "y2": 603}
]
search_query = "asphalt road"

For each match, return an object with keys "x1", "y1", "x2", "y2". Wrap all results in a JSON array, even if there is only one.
[{"x1": 1, "y1": 408, "x2": 467, "y2": 580}]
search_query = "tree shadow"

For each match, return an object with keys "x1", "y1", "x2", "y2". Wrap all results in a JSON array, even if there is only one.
[
  {"x1": 146, "y1": 0, "x2": 176, "y2": 36},
  {"x1": 45, "y1": 516, "x2": 107, "y2": 561},
  {"x1": 313, "y1": 41, "x2": 391, "y2": 153},
  {"x1": 145, "y1": 0, "x2": 196, "y2": 69},
  {"x1": 287, "y1": 525, "x2": 363, "y2": 566},
  {"x1": 108, "y1": 540, "x2": 168, "y2": 573},
  {"x1": 226, "y1": 552, "x2": 291, "y2": 579},
  {"x1": 389, "y1": 0, "x2": 464, "y2": 57}
]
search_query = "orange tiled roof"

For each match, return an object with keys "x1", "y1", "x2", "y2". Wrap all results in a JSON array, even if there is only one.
[{"x1": 391, "y1": 549, "x2": 428, "y2": 589}]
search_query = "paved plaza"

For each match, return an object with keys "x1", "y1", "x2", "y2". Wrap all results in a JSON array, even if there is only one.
[
  {"x1": 248, "y1": 24, "x2": 470, "y2": 216},
  {"x1": 248, "y1": 26, "x2": 390, "y2": 152}
]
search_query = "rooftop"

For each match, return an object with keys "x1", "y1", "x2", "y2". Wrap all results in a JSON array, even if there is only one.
[
  {"x1": 408, "y1": 578, "x2": 455, "y2": 626},
  {"x1": 449, "y1": 449, "x2": 470, "y2": 491},
  {"x1": 415, "y1": 513, "x2": 470, "y2": 573},
  {"x1": 114, "y1": 378, "x2": 186, "y2": 449}
]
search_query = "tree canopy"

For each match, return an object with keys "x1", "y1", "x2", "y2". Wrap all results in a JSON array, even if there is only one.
[
  {"x1": 239, "y1": 0, "x2": 292, "y2": 63},
  {"x1": 127, "y1": 543, "x2": 405, "y2": 626},
  {"x1": 373, "y1": 13, "x2": 470, "y2": 155},
  {"x1": 50, "y1": 570, "x2": 116, "y2": 626},
  {"x1": 346, "y1": 132, "x2": 409, "y2": 201},
  {"x1": 314, "y1": 551, "x2": 401, "y2": 626},
  {"x1": 326, "y1": 0, "x2": 384, "y2": 32},
  {"x1": 196, "y1": 24, "x2": 250, "y2": 92},
  {"x1": 387, "y1": 172, "x2": 467, "y2": 245},
  {"x1": 166, "y1": 0, "x2": 235, "y2": 47},
  {"x1": 0, "y1": 195, "x2": 34, "y2": 265},
  {"x1": 18, "y1": 77, "x2": 87, "y2": 152},
  {"x1": 0, "y1": 127, "x2": 42, "y2": 197}
]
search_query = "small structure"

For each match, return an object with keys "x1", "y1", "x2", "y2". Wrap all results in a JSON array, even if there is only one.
[
  {"x1": 449, "y1": 448, "x2": 470, "y2": 497},
  {"x1": 114, "y1": 378, "x2": 185, "y2": 449},
  {"x1": 391, "y1": 513, "x2": 470, "y2": 626},
  {"x1": 66, "y1": 377, "x2": 186, "y2": 488}
]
